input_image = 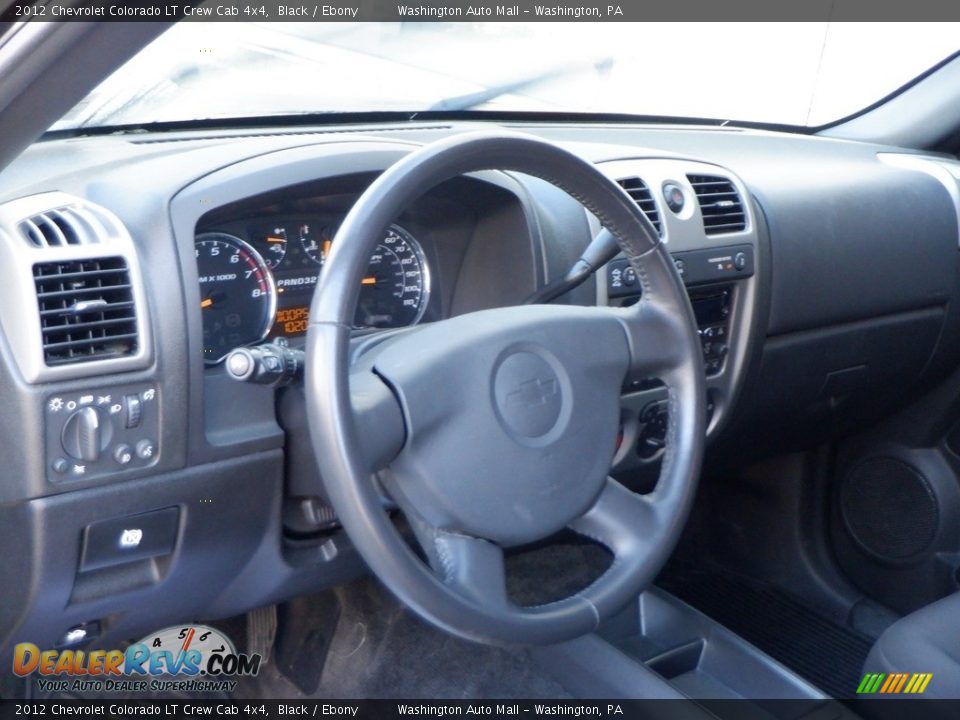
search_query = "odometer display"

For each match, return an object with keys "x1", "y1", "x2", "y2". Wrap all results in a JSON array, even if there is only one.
[{"x1": 196, "y1": 232, "x2": 276, "y2": 363}]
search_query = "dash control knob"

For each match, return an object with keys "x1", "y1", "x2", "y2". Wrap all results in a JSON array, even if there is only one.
[
  {"x1": 136, "y1": 439, "x2": 157, "y2": 461},
  {"x1": 113, "y1": 444, "x2": 134, "y2": 466},
  {"x1": 663, "y1": 183, "x2": 685, "y2": 213},
  {"x1": 61, "y1": 407, "x2": 112, "y2": 462}
]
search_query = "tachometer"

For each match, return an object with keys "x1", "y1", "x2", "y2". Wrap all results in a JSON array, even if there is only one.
[{"x1": 196, "y1": 232, "x2": 276, "y2": 363}]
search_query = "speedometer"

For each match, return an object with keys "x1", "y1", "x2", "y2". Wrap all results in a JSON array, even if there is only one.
[
  {"x1": 355, "y1": 225, "x2": 430, "y2": 329},
  {"x1": 196, "y1": 232, "x2": 276, "y2": 363}
]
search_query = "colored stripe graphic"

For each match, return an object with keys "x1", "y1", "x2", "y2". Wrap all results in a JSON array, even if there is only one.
[
  {"x1": 857, "y1": 672, "x2": 932, "y2": 694},
  {"x1": 883, "y1": 673, "x2": 904, "y2": 693},
  {"x1": 905, "y1": 674, "x2": 919, "y2": 693},
  {"x1": 913, "y1": 673, "x2": 933, "y2": 695},
  {"x1": 864, "y1": 673, "x2": 885, "y2": 694},
  {"x1": 894, "y1": 673, "x2": 910, "y2": 693}
]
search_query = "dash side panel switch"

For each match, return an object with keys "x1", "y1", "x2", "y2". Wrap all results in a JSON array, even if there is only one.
[
  {"x1": 125, "y1": 394, "x2": 142, "y2": 428},
  {"x1": 79, "y1": 507, "x2": 179, "y2": 572}
]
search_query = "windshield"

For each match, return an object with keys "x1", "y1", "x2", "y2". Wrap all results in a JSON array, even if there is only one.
[{"x1": 53, "y1": 21, "x2": 960, "y2": 131}]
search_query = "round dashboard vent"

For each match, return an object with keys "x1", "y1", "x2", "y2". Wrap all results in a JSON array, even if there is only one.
[{"x1": 840, "y1": 457, "x2": 939, "y2": 562}]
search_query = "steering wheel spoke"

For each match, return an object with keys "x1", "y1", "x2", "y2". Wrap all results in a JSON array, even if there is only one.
[
  {"x1": 391, "y1": 489, "x2": 511, "y2": 609},
  {"x1": 349, "y1": 368, "x2": 405, "y2": 472},
  {"x1": 614, "y1": 297, "x2": 694, "y2": 383},
  {"x1": 569, "y1": 478, "x2": 662, "y2": 556},
  {"x1": 431, "y1": 531, "x2": 508, "y2": 608}
]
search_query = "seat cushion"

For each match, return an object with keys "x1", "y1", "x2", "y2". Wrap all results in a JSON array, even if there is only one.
[{"x1": 863, "y1": 592, "x2": 960, "y2": 699}]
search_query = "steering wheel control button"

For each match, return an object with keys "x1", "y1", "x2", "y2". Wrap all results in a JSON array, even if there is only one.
[
  {"x1": 493, "y1": 349, "x2": 568, "y2": 443},
  {"x1": 79, "y1": 507, "x2": 179, "y2": 572},
  {"x1": 663, "y1": 183, "x2": 685, "y2": 213},
  {"x1": 135, "y1": 439, "x2": 156, "y2": 461},
  {"x1": 124, "y1": 394, "x2": 142, "y2": 428},
  {"x1": 113, "y1": 444, "x2": 134, "y2": 466}
]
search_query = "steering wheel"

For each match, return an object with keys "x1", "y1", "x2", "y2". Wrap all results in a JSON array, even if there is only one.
[{"x1": 305, "y1": 131, "x2": 705, "y2": 646}]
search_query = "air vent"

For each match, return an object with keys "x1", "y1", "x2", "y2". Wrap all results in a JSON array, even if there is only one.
[
  {"x1": 19, "y1": 206, "x2": 104, "y2": 248},
  {"x1": 687, "y1": 174, "x2": 746, "y2": 235},
  {"x1": 33, "y1": 257, "x2": 138, "y2": 366},
  {"x1": 616, "y1": 177, "x2": 662, "y2": 236}
]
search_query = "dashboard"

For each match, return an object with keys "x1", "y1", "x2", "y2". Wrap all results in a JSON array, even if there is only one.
[{"x1": 0, "y1": 121, "x2": 959, "y2": 665}]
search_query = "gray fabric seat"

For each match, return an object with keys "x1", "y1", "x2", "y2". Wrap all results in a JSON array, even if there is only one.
[{"x1": 863, "y1": 592, "x2": 960, "y2": 699}]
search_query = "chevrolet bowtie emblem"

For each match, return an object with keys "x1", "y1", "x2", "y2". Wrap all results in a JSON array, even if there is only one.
[{"x1": 506, "y1": 377, "x2": 558, "y2": 408}]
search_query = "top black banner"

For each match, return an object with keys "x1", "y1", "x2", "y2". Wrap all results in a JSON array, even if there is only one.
[{"x1": 5, "y1": 0, "x2": 960, "y2": 22}]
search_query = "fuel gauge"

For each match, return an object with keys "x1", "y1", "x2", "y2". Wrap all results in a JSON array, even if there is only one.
[{"x1": 302, "y1": 224, "x2": 335, "y2": 266}]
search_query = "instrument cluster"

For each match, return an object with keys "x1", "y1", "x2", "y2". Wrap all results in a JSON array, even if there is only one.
[{"x1": 196, "y1": 217, "x2": 431, "y2": 363}]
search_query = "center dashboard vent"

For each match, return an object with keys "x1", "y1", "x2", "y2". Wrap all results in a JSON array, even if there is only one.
[
  {"x1": 33, "y1": 257, "x2": 138, "y2": 365},
  {"x1": 687, "y1": 174, "x2": 746, "y2": 235},
  {"x1": 616, "y1": 177, "x2": 662, "y2": 236}
]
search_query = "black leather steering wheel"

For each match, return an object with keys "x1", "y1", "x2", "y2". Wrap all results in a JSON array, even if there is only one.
[{"x1": 305, "y1": 131, "x2": 705, "y2": 646}]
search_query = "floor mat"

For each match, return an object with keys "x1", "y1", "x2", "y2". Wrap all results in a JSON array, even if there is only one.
[
  {"x1": 236, "y1": 540, "x2": 615, "y2": 699},
  {"x1": 656, "y1": 566, "x2": 874, "y2": 699},
  {"x1": 236, "y1": 574, "x2": 573, "y2": 699}
]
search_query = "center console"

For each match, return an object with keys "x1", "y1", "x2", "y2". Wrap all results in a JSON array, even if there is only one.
[
  {"x1": 595, "y1": 158, "x2": 762, "y2": 473},
  {"x1": 531, "y1": 589, "x2": 858, "y2": 717}
]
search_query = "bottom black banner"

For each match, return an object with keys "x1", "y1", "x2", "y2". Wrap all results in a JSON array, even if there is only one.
[{"x1": 0, "y1": 699, "x2": 957, "y2": 720}]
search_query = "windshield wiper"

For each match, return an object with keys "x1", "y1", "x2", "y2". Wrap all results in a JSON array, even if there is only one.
[{"x1": 427, "y1": 58, "x2": 613, "y2": 113}]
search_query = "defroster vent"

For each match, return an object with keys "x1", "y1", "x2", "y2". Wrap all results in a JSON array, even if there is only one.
[
  {"x1": 688, "y1": 174, "x2": 746, "y2": 235},
  {"x1": 19, "y1": 206, "x2": 106, "y2": 248},
  {"x1": 34, "y1": 257, "x2": 138, "y2": 365}
]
